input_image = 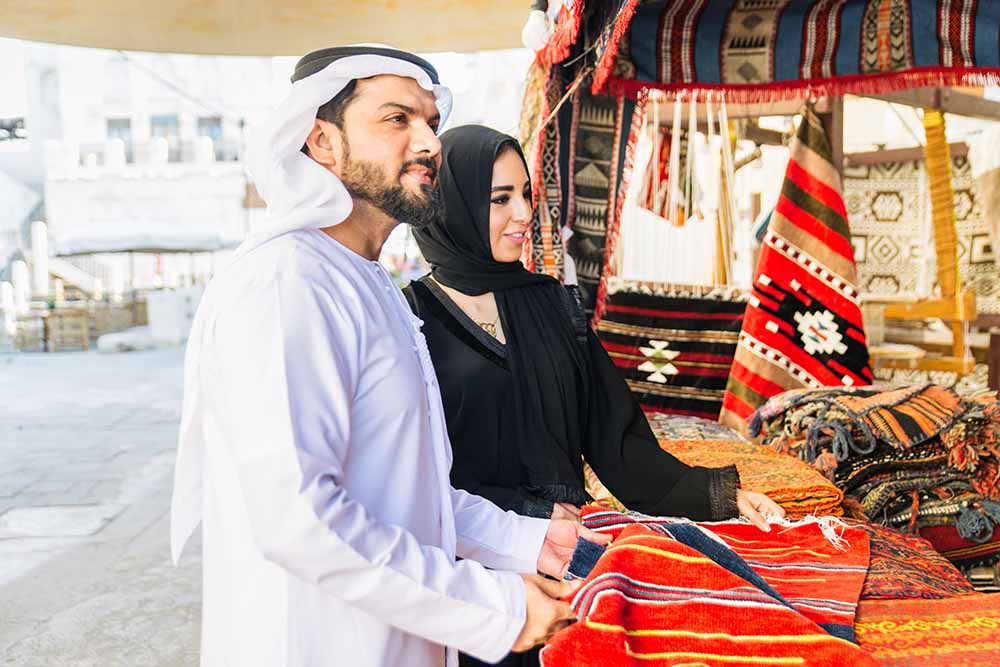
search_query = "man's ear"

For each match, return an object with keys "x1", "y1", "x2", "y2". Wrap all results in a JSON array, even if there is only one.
[{"x1": 304, "y1": 119, "x2": 342, "y2": 172}]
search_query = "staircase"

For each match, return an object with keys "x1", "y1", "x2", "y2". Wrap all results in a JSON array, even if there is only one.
[{"x1": 48, "y1": 256, "x2": 114, "y2": 296}]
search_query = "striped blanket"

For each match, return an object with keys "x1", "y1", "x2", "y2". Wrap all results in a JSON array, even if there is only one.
[
  {"x1": 541, "y1": 507, "x2": 877, "y2": 666},
  {"x1": 597, "y1": 291, "x2": 746, "y2": 419},
  {"x1": 720, "y1": 102, "x2": 872, "y2": 433},
  {"x1": 586, "y1": 0, "x2": 1000, "y2": 102}
]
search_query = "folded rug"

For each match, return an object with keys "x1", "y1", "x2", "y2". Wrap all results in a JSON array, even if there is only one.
[
  {"x1": 542, "y1": 507, "x2": 877, "y2": 666},
  {"x1": 851, "y1": 521, "x2": 974, "y2": 600},
  {"x1": 585, "y1": 438, "x2": 844, "y2": 518}
]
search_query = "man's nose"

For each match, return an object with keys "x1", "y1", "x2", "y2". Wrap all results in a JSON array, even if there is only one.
[{"x1": 410, "y1": 121, "x2": 441, "y2": 158}]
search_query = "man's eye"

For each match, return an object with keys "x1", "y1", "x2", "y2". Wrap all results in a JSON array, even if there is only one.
[{"x1": 388, "y1": 115, "x2": 406, "y2": 124}]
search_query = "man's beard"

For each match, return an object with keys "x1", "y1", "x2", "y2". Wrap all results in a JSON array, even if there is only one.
[{"x1": 338, "y1": 138, "x2": 444, "y2": 229}]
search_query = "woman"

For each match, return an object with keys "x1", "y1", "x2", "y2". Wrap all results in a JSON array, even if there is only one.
[
  {"x1": 406, "y1": 125, "x2": 783, "y2": 665},
  {"x1": 406, "y1": 125, "x2": 782, "y2": 522}
]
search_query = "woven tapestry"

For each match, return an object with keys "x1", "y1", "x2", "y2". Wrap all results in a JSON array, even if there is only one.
[
  {"x1": 583, "y1": 0, "x2": 1000, "y2": 101},
  {"x1": 844, "y1": 155, "x2": 1000, "y2": 313},
  {"x1": 852, "y1": 521, "x2": 975, "y2": 600},
  {"x1": 563, "y1": 81, "x2": 637, "y2": 315},
  {"x1": 597, "y1": 289, "x2": 746, "y2": 420},
  {"x1": 541, "y1": 508, "x2": 878, "y2": 666},
  {"x1": 527, "y1": 60, "x2": 566, "y2": 279},
  {"x1": 585, "y1": 436, "x2": 844, "y2": 518},
  {"x1": 720, "y1": 104, "x2": 872, "y2": 432},
  {"x1": 855, "y1": 594, "x2": 1000, "y2": 667}
]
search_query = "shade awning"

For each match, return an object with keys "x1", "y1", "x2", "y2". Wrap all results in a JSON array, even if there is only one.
[
  {"x1": 0, "y1": 1, "x2": 526, "y2": 55},
  {"x1": 552, "y1": 1, "x2": 1000, "y2": 101},
  {"x1": 51, "y1": 222, "x2": 242, "y2": 256}
]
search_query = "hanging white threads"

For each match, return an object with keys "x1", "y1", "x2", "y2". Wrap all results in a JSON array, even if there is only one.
[
  {"x1": 718, "y1": 96, "x2": 737, "y2": 281},
  {"x1": 776, "y1": 515, "x2": 851, "y2": 552},
  {"x1": 684, "y1": 92, "x2": 697, "y2": 221},
  {"x1": 666, "y1": 93, "x2": 684, "y2": 225},
  {"x1": 641, "y1": 90, "x2": 663, "y2": 211}
]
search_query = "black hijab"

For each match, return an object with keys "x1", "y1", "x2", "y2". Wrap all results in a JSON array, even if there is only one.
[{"x1": 413, "y1": 125, "x2": 591, "y2": 496}]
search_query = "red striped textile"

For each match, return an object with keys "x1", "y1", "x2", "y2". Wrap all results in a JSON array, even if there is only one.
[
  {"x1": 596, "y1": 291, "x2": 746, "y2": 420},
  {"x1": 720, "y1": 103, "x2": 871, "y2": 433},
  {"x1": 541, "y1": 507, "x2": 877, "y2": 666}
]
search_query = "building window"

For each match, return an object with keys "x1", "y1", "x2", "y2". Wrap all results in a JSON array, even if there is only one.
[
  {"x1": 106, "y1": 118, "x2": 133, "y2": 161},
  {"x1": 150, "y1": 114, "x2": 180, "y2": 161},
  {"x1": 197, "y1": 116, "x2": 223, "y2": 141}
]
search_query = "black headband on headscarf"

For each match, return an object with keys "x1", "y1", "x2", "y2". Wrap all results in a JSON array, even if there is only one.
[
  {"x1": 414, "y1": 125, "x2": 591, "y2": 493},
  {"x1": 291, "y1": 46, "x2": 441, "y2": 84}
]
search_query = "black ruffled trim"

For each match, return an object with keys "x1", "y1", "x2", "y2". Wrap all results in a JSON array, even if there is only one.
[{"x1": 707, "y1": 465, "x2": 741, "y2": 520}]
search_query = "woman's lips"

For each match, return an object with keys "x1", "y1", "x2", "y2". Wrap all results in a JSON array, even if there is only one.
[{"x1": 504, "y1": 231, "x2": 526, "y2": 242}]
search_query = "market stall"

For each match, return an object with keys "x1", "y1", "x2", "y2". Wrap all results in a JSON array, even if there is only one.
[{"x1": 522, "y1": 2, "x2": 1000, "y2": 664}]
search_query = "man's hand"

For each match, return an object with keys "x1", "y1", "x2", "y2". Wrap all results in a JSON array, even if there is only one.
[
  {"x1": 551, "y1": 503, "x2": 581, "y2": 522},
  {"x1": 511, "y1": 575, "x2": 581, "y2": 652},
  {"x1": 537, "y1": 519, "x2": 612, "y2": 579},
  {"x1": 737, "y1": 489, "x2": 786, "y2": 532}
]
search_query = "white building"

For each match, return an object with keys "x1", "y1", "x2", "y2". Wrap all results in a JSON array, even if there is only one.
[{"x1": 0, "y1": 41, "x2": 532, "y2": 291}]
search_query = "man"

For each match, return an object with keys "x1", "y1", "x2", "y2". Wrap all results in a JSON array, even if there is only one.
[{"x1": 170, "y1": 46, "x2": 607, "y2": 666}]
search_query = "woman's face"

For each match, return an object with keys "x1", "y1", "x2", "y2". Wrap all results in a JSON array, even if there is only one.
[{"x1": 488, "y1": 147, "x2": 533, "y2": 263}]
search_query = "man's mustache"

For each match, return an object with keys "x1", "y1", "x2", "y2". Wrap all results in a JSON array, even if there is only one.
[{"x1": 400, "y1": 158, "x2": 438, "y2": 184}]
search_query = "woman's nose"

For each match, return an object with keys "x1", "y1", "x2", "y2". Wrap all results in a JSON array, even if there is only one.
[{"x1": 512, "y1": 198, "x2": 532, "y2": 224}]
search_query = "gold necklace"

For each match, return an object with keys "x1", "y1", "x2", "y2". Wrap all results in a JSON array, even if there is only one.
[{"x1": 477, "y1": 314, "x2": 500, "y2": 337}]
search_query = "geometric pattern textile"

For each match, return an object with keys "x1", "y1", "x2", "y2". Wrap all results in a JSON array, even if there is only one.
[
  {"x1": 855, "y1": 594, "x2": 1000, "y2": 667},
  {"x1": 852, "y1": 522, "x2": 976, "y2": 600},
  {"x1": 563, "y1": 82, "x2": 636, "y2": 315},
  {"x1": 645, "y1": 412, "x2": 747, "y2": 442},
  {"x1": 540, "y1": 507, "x2": 878, "y2": 667},
  {"x1": 586, "y1": 0, "x2": 1000, "y2": 102},
  {"x1": 845, "y1": 155, "x2": 1000, "y2": 313},
  {"x1": 597, "y1": 290, "x2": 746, "y2": 420},
  {"x1": 720, "y1": 103, "x2": 872, "y2": 432}
]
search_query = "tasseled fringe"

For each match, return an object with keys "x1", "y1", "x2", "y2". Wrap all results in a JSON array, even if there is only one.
[
  {"x1": 957, "y1": 499, "x2": 1000, "y2": 543},
  {"x1": 590, "y1": 0, "x2": 642, "y2": 94},
  {"x1": 598, "y1": 68, "x2": 1000, "y2": 104},
  {"x1": 776, "y1": 515, "x2": 851, "y2": 552},
  {"x1": 538, "y1": 0, "x2": 585, "y2": 66}
]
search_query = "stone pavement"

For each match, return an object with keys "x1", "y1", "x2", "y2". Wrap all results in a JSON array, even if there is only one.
[{"x1": 0, "y1": 347, "x2": 200, "y2": 666}]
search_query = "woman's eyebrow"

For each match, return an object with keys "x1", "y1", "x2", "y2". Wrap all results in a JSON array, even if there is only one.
[{"x1": 490, "y1": 185, "x2": 514, "y2": 192}]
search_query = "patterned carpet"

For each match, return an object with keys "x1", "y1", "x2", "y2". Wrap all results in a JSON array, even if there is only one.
[{"x1": 844, "y1": 156, "x2": 1000, "y2": 314}]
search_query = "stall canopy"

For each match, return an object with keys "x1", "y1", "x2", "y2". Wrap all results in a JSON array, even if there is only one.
[
  {"x1": 553, "y1": 0, "x2": 1000, "y2": 101},
  {"x1": 0, "y1": 1, "x2": 525, "y2": 55}
]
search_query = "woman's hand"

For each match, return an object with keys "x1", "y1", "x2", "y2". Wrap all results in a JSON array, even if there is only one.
[
  {"x1": 736, "y1": 490, "x2": 785, "y2": 532},
  {"x1": 551, "y1": 502, "x2": 581, "y2": 522},
  {"x1": 537, "y1": 519, "x2": 611, "y2": 579}
]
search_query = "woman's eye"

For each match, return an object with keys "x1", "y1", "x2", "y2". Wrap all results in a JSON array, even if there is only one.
[{"x1": 491, "y1": 195, "x2": 510, "y2": 205}]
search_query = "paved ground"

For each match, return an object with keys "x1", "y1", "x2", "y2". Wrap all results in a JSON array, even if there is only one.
[{"x1": 0, "y1": 347, "x2": 200, "y2": 666}]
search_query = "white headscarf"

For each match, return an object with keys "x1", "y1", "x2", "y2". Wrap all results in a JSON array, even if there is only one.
[
  {"x1": 171, "y1": 48, "x2": 453, "y2": 562},
  {"x1": 243, "y1": 49, "x2": 453, "y2": 252}
]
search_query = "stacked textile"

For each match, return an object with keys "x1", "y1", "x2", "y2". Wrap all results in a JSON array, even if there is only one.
[
  {"x1": 853, "y1": 521, "x2": 974, "y2": 600},
  {"x1": 541, "y1": 507, "x2": 877, "y2": 666},
  {"x1": 752, "y1": 384, "x2": 1000, "y2": 576},
  {"x1": 583, "y1": 432, "x2": 844, "y2": 518}
]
